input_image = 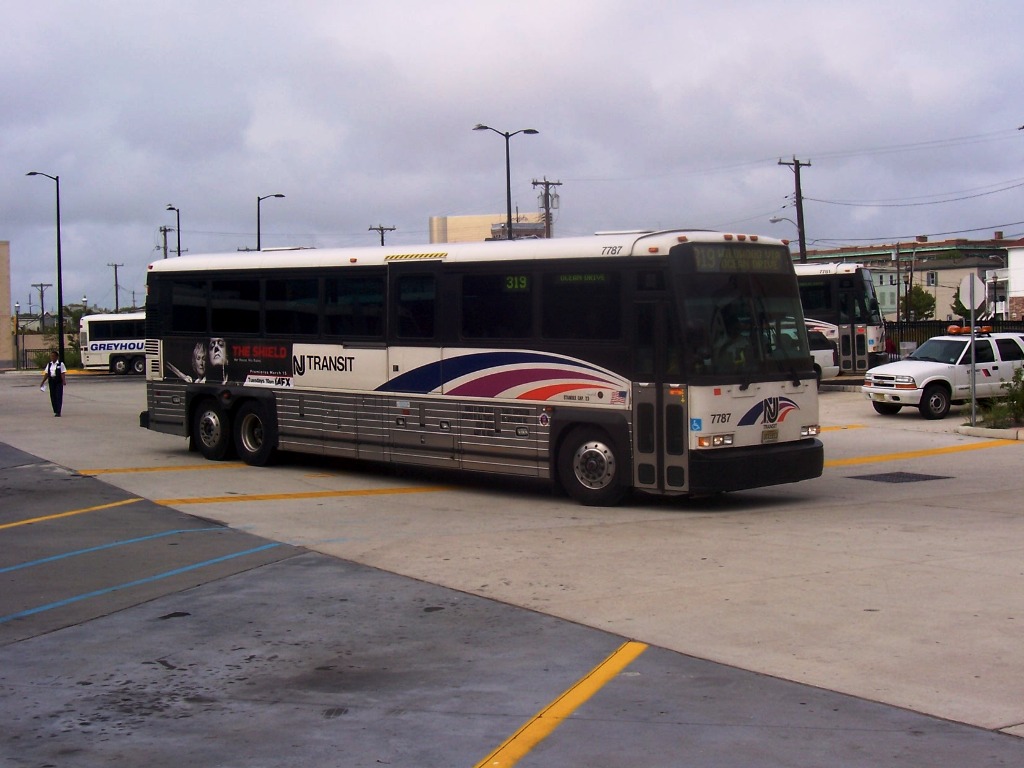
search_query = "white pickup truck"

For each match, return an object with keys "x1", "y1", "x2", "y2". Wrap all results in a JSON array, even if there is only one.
[{"x1": 862, "y1": 327, "x2": 1024, "y2": 419}]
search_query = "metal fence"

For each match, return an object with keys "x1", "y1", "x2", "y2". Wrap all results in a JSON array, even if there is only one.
[{"x1": 885, "y1": 320, "x2": 1024, "y2": 354}]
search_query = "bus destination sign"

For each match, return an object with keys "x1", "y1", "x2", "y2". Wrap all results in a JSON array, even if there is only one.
[{"x1": 692, "y1": 244, "x2": 790, "y2": 274}]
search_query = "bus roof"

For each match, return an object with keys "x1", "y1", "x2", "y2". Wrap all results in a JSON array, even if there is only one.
[
  {"x1": 793, "y1": 262, "x2": 868, "y2": 276},
  {"x1": 147, "y1": 229, "x2": 789, "y2": 275},
  {"x1": 81, "y1": 311, "x2": 145, "y2": 322}
]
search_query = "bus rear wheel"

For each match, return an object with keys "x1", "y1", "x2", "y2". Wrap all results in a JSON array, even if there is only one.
[
  {"x1": 557, "y1": 427, "x2": 627, "y2": 507},
  {"x1": 234, "y1": 400, "x2": 277, "y2": 466},
  {"x1": 111, "y1": 356, "x2": 128, "y2": 375},
  {"x1": 132, "y1": 356, "x2": 146, "y2": 375},
  {"x1": 192, "y1": 399, "x2": 233, "y2": 461}
]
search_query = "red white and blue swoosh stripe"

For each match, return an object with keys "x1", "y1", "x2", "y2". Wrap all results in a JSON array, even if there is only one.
[
  {"x1": 376, "y1": 351, "x2": 629, "y2": 402},
  {"x1": 737, "y1": 396, "x2": 800, "y2": 426}
]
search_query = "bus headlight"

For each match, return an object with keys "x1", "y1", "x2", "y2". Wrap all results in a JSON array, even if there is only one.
[
  {"x1": 801, "y1": 425, "x2": 820, "y2": 437},
  {"x1": 697, "y1": 433, "x2": 734, "y2": 448}
]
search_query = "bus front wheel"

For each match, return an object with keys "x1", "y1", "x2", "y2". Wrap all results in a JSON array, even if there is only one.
[
  {"x1": 192, "y1": 399, "x2": 233, "y2": 461},
  {"x1": 557, "y1": 427, "x2": 627, "y2": 507},
  {"x1": 234, "y1": 400, "x2": 277, "y2": 466}
]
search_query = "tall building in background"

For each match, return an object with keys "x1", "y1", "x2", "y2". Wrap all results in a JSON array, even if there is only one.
[
  {"x1": 429, "y1": 213, "x2": 545, "y2": 243},
  {"x1": 0, "y1": 241, "x2": 12, "y2": 368}
]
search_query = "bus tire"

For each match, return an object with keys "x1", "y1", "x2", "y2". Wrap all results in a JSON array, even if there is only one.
[
  {"x1": 131, "y1": 356, "x2": 146, "y2": 375},
  {"x1": 234, "y1": 400, "x2": 277, "y2": 466},
  {"x1": 111, "y1": 356, "x2": 128, "y2": 375},
  {"x1": 871, "y1": 402, "x2": 902, "y2": 416},
  {"x1": 919, "y1": 384, "x2": 950, "y2": 420},
  {"x1": 557, "y1": 426, "x2": 627, "y2": 507},
  {"x1": 192, "y1": 398, "x2": 233, "y2": 461}
]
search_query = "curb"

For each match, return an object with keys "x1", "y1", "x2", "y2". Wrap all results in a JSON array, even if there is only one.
[{"x1": 956, "y1": 425, "x2": 1024, "y2": 441}]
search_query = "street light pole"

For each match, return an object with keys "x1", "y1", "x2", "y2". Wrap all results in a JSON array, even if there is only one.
[
  {"x1": 13, "y1": 302, "x2": 19, "y2": 371},
  {"x1": 166, "y1": 204, "x2": 181, "y2": 258},
  {"x1": 474, "y1": 124, "x2": 538, "y2": 240},
  {"x1": 257, "y1": 193, "x2": 285, "y2": 251},
  {"x1": 26, "y1": 171, "x2": 64, "y2": 363}
]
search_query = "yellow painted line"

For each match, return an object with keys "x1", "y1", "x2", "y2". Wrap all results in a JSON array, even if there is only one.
[
  {"x1": 0, "y1": 498, "x2": 142, "y2": 531},
  {"x1": 475, "y1": 640, "x2": 648, "y2": 768},
  {"x1": 156, "y1": 485, "x2": 454, "y2": 506},
  {"x1": 79, "y1": 463, "x2": 245, "y2": 476},
  {"x1": 826, "y1": 439, "x2": 1019, "y2": 468},
  {"x1": 821, "y1": 424, "x2": 866, "y2": 432}
]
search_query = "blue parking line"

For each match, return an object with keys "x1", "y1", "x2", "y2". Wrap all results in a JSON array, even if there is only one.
[
  {"x1": 0, "y1": 527, "x2": 224, "y2": 575},
  {"x1": 0, "y1": 542, "x2": 282, "y2": 624}
]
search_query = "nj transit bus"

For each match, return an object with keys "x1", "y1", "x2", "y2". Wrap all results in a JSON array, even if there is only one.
[
  {"x1": 80, "y1": 312, "x2": 147, "y2": 374},
  {"x1": 139, "y1": 230, "x2": 823, "y2": 506},
  {"x1": 794, "y1": 262, "x2": 886, "y2": 372}
]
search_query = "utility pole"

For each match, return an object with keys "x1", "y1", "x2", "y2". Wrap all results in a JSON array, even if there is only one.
[
  {"x1": 159, "y1": 226, "x2": 172, "y2": 259},
  {"x1": 778, "y1": 157, "x2": 811, "y2": 262},
  {"x1": 368, "y1": 224, "x2": 396, "y2": 246},
  {"x1": 531, "y1": 178, "x2": 562, "y2": 238},
  {"x1": 32, "y1": 283, "x2": 52, "y2": 324},
  {"x1": 108, "y1": 262, "x2": 124, "y2": 312}
]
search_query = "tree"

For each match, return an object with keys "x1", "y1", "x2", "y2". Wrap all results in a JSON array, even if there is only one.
[
  {"x1": 38, "y1": 306, "x2": 85, "y2": 368},
  {"x1": 906, "y1": 284, "x2": 936, "y2": 320}
]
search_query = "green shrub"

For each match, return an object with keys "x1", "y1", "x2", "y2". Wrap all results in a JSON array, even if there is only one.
[{"x1": 980, "y1": 367, "x2": 1024, "y2": 427}]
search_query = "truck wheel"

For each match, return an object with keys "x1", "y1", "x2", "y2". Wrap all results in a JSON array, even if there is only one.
[
  {"x1": 919, "y1": 384, "x2": 950, "y2": 420},
  {"x1": 872, "y1": 402, "x2": 902, "y2": 416},
  {"x1": 557, "y1": 427, "x2": 627, "y2": 506}
]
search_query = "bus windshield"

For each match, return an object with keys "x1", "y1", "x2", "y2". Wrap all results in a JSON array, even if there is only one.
[{"x1": 679, "y1": 272, "x2": 811, "y2": 379}]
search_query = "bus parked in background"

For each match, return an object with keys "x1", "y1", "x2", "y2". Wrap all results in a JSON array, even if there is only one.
[
  {"x1": 794, "y1": 262, "x2": 886, "y2": 372},
  {"x1": 80, "y1": 311, "x2": 147, "y2": 374},
  {"x1": 139, "y1": 230, "x2": 822, "y2": 506}
]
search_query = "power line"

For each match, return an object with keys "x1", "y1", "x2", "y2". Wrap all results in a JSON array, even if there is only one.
[{"x1": 807, "y1": 179, "x2": 1024, "y2": 208}]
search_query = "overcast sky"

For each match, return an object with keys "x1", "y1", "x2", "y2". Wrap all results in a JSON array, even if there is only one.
[{"x1": 4, "y1": 0, "x2": 1024, "y2": 313}]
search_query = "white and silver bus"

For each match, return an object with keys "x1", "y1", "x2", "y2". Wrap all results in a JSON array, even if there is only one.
[
  {"x1": 794, "y1": 262, "x2": 886, "y2": 372},
  {"x1": 139, "y1": 230, "x2": 823, "y2": 505},
  {"x1": 80, "y1": 311, "x2": 147, "y2": 374}
]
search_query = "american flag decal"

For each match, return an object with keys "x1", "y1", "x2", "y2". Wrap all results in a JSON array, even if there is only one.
[{"x1": 611, "y1": 390, "x2": 626, "y2": 405}]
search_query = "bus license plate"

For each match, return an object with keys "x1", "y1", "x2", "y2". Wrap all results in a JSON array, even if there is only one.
[{"x1": 761, "y1": 428, "x2": 779, "y2": 443}]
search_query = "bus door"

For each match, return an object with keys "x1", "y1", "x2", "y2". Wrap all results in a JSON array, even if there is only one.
[
  {"x1": 836, "y1": 281, "x2": 870, "y2": 372},
  {"x1": 385, "y1": 260, "x2": 454, "y2": 466},
  {"x1": 632, "y1": 301, "x2": 689, "y2": 494}
]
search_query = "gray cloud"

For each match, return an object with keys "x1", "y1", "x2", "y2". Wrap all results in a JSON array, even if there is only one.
[{"x1": 4, "y1": 0, "x2": 1024, "y2": 310}]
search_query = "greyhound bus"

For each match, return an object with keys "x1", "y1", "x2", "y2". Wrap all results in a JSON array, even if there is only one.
[
  {"x1": 139, "y1": 230, "x2": 823, "y2": 505},
  {"x1": 80, "y1": 311, "x2": 147, "y2": 374},
  {"x1": 794, "y1": 262, "x2": 886, "y2": 372}
]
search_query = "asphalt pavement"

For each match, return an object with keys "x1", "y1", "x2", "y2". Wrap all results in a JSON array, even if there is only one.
[{"x1": 2, "y1": 371, "x2": 1024, "y2": 766}]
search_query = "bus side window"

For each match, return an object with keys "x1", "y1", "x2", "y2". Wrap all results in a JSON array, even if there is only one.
[
  {"x1": 461, "y1": 273, "x2": 532, "y2": 339},
  {"x1": 266, "y1": 277, "x2": 319, "y2": 336},
  {"x1": 396, "y1": 275, "x2": 436, "y2": 339},
  {"x1": 171, "y1": 279, "x2": 208, "y2": 334},
  {"x1": 325, "y1": 275, "x2": 385, "y2": 339}
]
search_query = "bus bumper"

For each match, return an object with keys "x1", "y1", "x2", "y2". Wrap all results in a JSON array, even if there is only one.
[{"x1": 688, "y1": 438, "x2": 823, "y2": 494}]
